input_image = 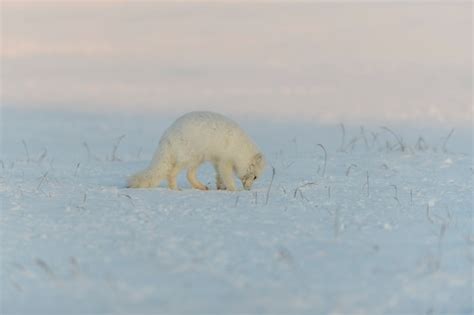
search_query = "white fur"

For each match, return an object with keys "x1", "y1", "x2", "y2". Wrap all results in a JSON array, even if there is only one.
[{"x1": 127, "y1": 111, "x2": 265, "y2": 191}]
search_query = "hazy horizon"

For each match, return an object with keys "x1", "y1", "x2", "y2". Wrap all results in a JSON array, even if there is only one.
[{"x1": 1, "y1": 2, "x2": 472, "y2": 126}]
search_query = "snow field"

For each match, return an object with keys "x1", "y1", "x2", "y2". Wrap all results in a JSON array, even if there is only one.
[{"x1": 1, "y1": 110, "x2": 472, "y2": 314}]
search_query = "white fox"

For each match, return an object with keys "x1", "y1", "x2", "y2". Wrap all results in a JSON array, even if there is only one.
[{"x1": 127, "y1": 111, "x2": 265, "y2": 191}]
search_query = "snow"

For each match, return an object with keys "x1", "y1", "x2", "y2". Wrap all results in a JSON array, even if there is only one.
[{"x1": 1, "y1": 109, "x2": 472, "y2": 314}]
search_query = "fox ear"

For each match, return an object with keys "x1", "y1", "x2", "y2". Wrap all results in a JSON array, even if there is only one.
[
  {"x1": 254, "y1": 153, "x2": 264, "y2": 165},
  {"x1": 248, "y1": 153, "x2": 264, "y2": 173}
]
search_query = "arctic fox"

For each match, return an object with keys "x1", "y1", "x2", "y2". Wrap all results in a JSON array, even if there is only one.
[{"x1": 127, "y1": 111, "x2": 265, "y2": 191}]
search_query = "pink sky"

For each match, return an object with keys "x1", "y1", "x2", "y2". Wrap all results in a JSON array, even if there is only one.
[{"x1": 1, "y1": 1, "x2": 472, "y2": 125}]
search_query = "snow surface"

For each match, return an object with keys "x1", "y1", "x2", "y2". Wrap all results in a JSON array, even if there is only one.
[{"x1": 1, "y1": 109, "x2": 472, "y2": 314}]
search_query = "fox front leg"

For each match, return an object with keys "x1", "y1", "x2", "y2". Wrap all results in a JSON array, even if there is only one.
[{"x1": 216, "y1": 161, "x2": 236, "y2": 191}]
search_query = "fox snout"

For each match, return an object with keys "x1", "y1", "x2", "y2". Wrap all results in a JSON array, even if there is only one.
[{"x1": 242, "y1": 178, "x2": 255, "y2": 190}]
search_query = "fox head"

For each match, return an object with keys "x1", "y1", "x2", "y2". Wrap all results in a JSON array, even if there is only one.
[{"x1": 240, "y1": 153, "x2": 265, "y2": 190}]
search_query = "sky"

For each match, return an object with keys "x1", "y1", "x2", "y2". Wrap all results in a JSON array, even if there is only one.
[{"x1": 1, "y1": 1, "x2": 472, "y2": 125}]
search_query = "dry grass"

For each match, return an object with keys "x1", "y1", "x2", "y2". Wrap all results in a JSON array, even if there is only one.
[{"x1": 265, "y1": 166, "x2": 276, "y2": 205}]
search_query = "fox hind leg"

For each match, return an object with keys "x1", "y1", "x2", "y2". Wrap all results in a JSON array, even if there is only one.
[
  {"x1": 187, "y1": 165, "x2": 208, "y2": 190},
  {"x1": 216, "y1": 175, "x2": 226, "y2": 190},
  {"x1": 167, "y1": 164, "x2": 181, "y2": 190}
]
